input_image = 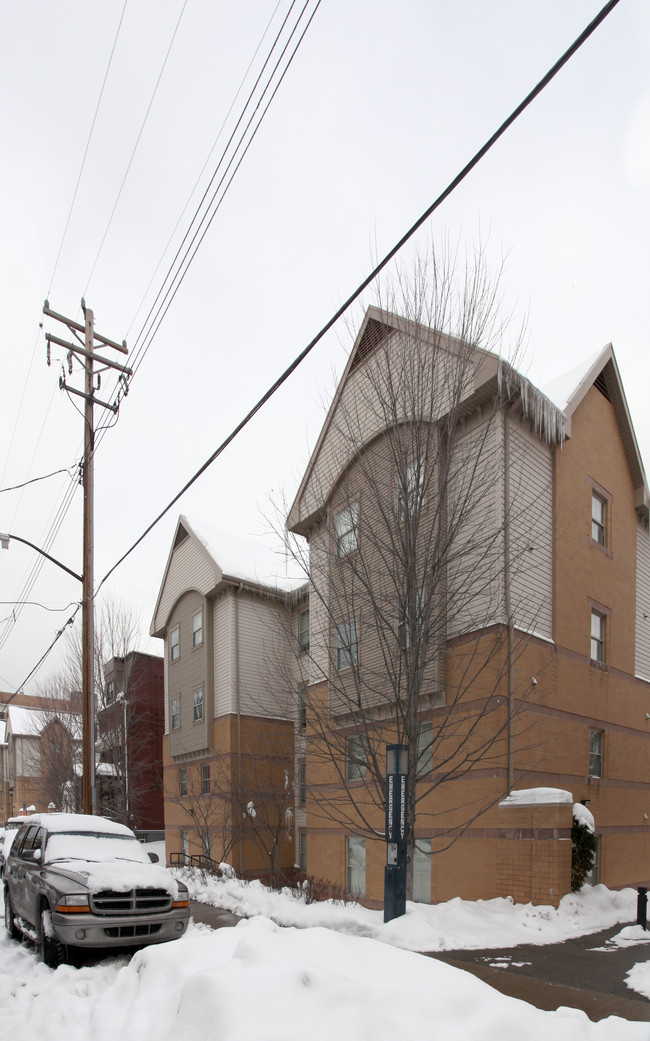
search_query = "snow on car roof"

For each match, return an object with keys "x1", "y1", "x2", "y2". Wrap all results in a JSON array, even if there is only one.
[{"x1": 17, "y1": 812, "x2": 136, "y2": 836}]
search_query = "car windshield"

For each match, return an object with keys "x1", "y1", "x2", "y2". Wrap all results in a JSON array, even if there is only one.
[{"x1": 44, "y1": 831, "x2": 150, "y2": 866}]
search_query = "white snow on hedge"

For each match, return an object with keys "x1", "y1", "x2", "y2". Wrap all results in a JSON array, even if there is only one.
[{"x1": 573, "y1": 802, "x2": 596, "y2": 832}]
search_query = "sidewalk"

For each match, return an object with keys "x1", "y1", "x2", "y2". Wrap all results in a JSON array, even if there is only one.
[
  {"x1": 189, "y1": 902, "x2": 650, "y2": 1023},
  {"x1": 430, "y1": 925, "x2": 650, "y2": 1023}
]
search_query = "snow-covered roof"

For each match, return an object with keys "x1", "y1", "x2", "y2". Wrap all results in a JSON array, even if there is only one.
[
  {"x1": 185, "y1": 516, "x2": 306, "y2": 593},
  {"x1": 7, "y1": 704, "x2": 41, "y2": 736},
  {"x1": 540, "y1": 350, "x2": 604, "y2": 413}
]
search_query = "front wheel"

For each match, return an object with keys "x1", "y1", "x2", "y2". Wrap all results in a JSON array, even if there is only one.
[
  {"x1": 4, "y1": 890, "x2": 20, "y2": 941},
  {"x1": 38, "y1": 907, "x2": 66, "y2": 969}
]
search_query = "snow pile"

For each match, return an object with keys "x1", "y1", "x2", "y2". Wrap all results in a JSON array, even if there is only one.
[
  {"x1": 177, "y1": 869, "x2": 638, "y2": 952},
  {"x1": 1, "y1": 914, "x2": 648, "y2": 1041}
]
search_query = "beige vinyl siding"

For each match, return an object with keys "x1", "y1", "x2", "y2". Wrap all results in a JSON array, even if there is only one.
[
  {"x1": 163, "y1": 654, "x2": 170, "y2": 733},
  {"x1": 307, "y1": 525, "x2": 331, "y2": 685},
  {"x1": 16, "y1": 736, "x2": 40, "y2": 777},
  {"x1": 154, "y1": 535, "x2": 217, "y2": 634},
  {"x1": 213, "y1": 594, "x2": 235, "y2": 717},
  {"x1": 447, "y1": 412, "x2": 505, "y2": 638},
  {"x1": 168, "y1": 590, "x2": 211, "y2": 757},
  {"x1": 507, "y1": 418, "x2": 553, "y2": 640},
  {"x1": 237, "y1": 597, "x2": 292, "y2": 718},
  {"x1": 636, "y1": 522, "x2": 650, "y2": 680},
  {"x1": 295, "y1": 330, "x2": 467, "y2": 526}
]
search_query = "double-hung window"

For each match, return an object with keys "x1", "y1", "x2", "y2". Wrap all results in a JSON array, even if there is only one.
[
  {"x1": 201, "y1": 763, "x2": 211, "y2": 794},
  {"x1": 346, "y1": 836, "x2": 366, "y2": 896},
  {"x1": 171, "y1": 697, "x2": 180, "y2": 730},
  {"x1": 591, "y1": 493, "x2": 606, "y2": 546},
  {"x1": 347, "y1": 735, "x2": 367, "y2": 781},
  {"x1": 193, "y1": 687, "x2": 204, "y2": 722},
  {"x1": 589, "y1": 729, "x2": 603, "y2": 778},
  {"x1": 590, "y1": 611, "x2": 605, "y2": 663},
  {"x1": 298, "y1": 760, "x2": 307, "y2": 806},
  {"x1": 299, "y1": 686, "x2": 307, "y2": 731},
  {"x1": 192, "y1": 610, "x2": 203, "y2": 647},
  {"x1": 417, "y1": 721, "x2": 433, "y2": 776},
  {"x1": 170, "y1": 626, "x2": 180, "y2": 662},
  {"x1": 398, "y1": 590, "x2": 424, "y2": 649},
  {"x1": 336, "y1": 619, "x2": 358, "y2": 671},
  {"x1": 106, "y1": 680, "x2": 115, "y2": 704},
  {"x1": 398, "y1": 457, "x2": 424, "y2": 521},
  {"x1": 298, "y1": 608, "x2": 310, "y2": 653},
  {"x1": 336, "y1": 505, "x2": 358, "y2": 557},
  {"x1": 179, "y1": 767, "x2": 187, "y2": 797}
]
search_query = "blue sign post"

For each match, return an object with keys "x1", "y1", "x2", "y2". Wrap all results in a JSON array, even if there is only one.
[{"x1": 384, "y1": 743, "x2": 408, "y2": 923}]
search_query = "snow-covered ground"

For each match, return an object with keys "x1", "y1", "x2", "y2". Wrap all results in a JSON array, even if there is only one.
[{"x1": 2, "y1": 864, "x2": 650, "y2": 1041}]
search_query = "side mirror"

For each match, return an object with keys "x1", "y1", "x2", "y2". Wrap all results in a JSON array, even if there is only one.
[
  {"x1": 33, "y1": 848, "x2": 42, "y2": 862},
  {"x1": 148, "y1": 852, "x2": 159, "y2": 864}
]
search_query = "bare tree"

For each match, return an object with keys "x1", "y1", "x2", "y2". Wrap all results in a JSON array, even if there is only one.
[
  {"x1": 165, "y1": 756, "x2": 239, "y2": 866},
  {"x1": 239, "y1": 728, "x2": 295, "y2": 886},
  {"x1": 280, "y1": 243, "x2": 557, "y2": 897}
]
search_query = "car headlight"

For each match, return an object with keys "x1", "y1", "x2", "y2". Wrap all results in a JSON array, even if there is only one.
[
  {"x1": 173, "y1": 882, "x2": 189, "y2": 909},
  {"x1": 56, "y1": 893, "x2": 91, "y2": 913}
]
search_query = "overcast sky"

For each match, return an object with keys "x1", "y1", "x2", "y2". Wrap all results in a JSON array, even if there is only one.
[{"x1": 1, "y1": 0, "x2": 648, "y2": 693}]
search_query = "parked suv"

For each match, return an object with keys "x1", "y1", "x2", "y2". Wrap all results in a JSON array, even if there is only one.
[{"x1": 3, "y1": 813, "x2": 189, "y2": 966}]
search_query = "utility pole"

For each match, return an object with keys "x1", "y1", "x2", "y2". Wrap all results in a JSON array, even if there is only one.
[{"x1": 43, "y1": 300, "x2": 131, "y2": 815}]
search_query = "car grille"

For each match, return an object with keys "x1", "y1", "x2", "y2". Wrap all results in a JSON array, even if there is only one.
[
  {"x1": 103, "y1": 923, "x2": 163, "y2": 938},
  {"x1": 90, "y1": 889, "x2": 172, "y2": 915}
]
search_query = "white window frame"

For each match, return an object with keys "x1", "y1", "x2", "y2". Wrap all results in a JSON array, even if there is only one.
[
  {"x1": 170, "y1": 626, "x2": 180, "y2": 662},
  {"x1": 590, "y1": 611, "x2": 605, "y2": 663},
  {"x1": 336, "y1": 504, "x2": 358, "y2": 557},
  {"x1": 298, "y1": 831, "x2": 307, "y2": 875},
  {"x1": 298, "y1": 608, "x2": 310, "y2": 653},
  {"x1": 193, "y1": 687, "x2": 204, "y2": 722},
  {"x1": 336, "y1": 619, "x2": 358, "y2": 671},
  {"x1": 171, "y1": 697, "x2": 180, "y2": 730},
  {"x1": 346, "y1": 735, "x2": 367, "y2": 782},
  {"x1": 398, "y1": 457, "x2": 424, "y2": 521},
  {"x1": 201, "y1": 762, "x2": 210, "y2": 794},
  {"x1": 346, "y1": 835, "x2": 366, "y2": 897},
  {"x1": 106, "y1": 680, "x2": 115, "y2": 704},
  {"x1": 417, "y1": 721, "x2": 433, "y2": 776},
  {"x1": 591, "y1": 493, "x2": 606, "y2": 546},
  {"x1": 298, "y1": 760, "x2": 306, "y2": 806},
  {"x1": 413, "y1": 839, "x2": 432, "y2": 903},
  {"x1": 192, "y1": 609, "x2": 203, "y2": 647},
  {"x1": 179, "y1": 766, "x2": 187, "y2": 797},
  {"x1": 589, "y1": 728, "x2": 603, "y2": 777},
  {"x1": 398, "y1": 590, "x2": 424, "y2": 650}
]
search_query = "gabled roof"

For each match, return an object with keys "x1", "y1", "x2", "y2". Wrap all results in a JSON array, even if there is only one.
[
  {"x1": 542, "y1": 343, "x2": 649, "y2": 519},
  {"x1": 288, "y1": 308, "x2": 649, "y2": 533},
  {"x1": 150, "y1": 515, "x2": 306, "y2": 638}
]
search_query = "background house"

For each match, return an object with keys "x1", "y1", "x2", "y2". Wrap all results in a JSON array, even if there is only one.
[
  {"x1": 97, "y1": 651, "x2": 165, "y2": 835},
  {"x1": 0, "y1": 692, "x2": 79, "y2": 818}
]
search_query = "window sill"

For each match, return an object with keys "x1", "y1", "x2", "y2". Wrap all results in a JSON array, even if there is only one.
[
  {"x1": 590, "y1": 659, "x2": 608, "y2": 673},
  {"x1": 588, "y1": 538, "x2": 612, "y2": 559}
]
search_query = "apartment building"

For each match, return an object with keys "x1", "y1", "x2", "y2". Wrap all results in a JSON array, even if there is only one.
[
  {"x1": 286, "y1": 306, "x2": 650, "y2": 907},
  {"x1": 151, "y1": 517, "x2": 308, "y2": 879}
]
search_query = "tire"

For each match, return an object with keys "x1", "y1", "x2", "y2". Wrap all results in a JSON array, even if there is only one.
[
  {"x1": 4, "y1": 890, "x2": 20, "y2": 941},
  {"x1": 38, "y1": 907, "x2": 66, "y2": 969}
]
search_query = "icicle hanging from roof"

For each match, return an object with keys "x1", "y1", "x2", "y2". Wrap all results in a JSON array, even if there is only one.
[{"x1": 497, "y1": 358, "x2": 566, "y2": 445}]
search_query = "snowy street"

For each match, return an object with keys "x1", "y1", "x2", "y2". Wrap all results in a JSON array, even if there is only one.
[{"x1": 3, "y1": 873, "x2": 650, "y2": 1040}]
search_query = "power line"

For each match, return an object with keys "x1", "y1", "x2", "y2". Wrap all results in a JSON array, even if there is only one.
[
  {"x1": 0, "y1": 467, "x2": 76, "y2": 494},
  {"x1": 83, "y1": 0, "x2": 189, "y2": 297},
  {"x1": 48, "y1": 0, "x2": 130, "y2": 297},
  {"x1": 96, "y1": 0, "x2": 621, "y2": 596},
  {"x1": 8, "y1": 0, "x2": 621, "y2": 691}
]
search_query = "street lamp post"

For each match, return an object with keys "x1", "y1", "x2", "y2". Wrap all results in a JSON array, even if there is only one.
[{"x1": 0, "y1": 531, "x2": 94, "y2": 814}]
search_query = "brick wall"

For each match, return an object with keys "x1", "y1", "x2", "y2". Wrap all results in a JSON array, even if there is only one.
[{"x1": 496, "y1": 798, "x2": 572, "y2": 907}]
